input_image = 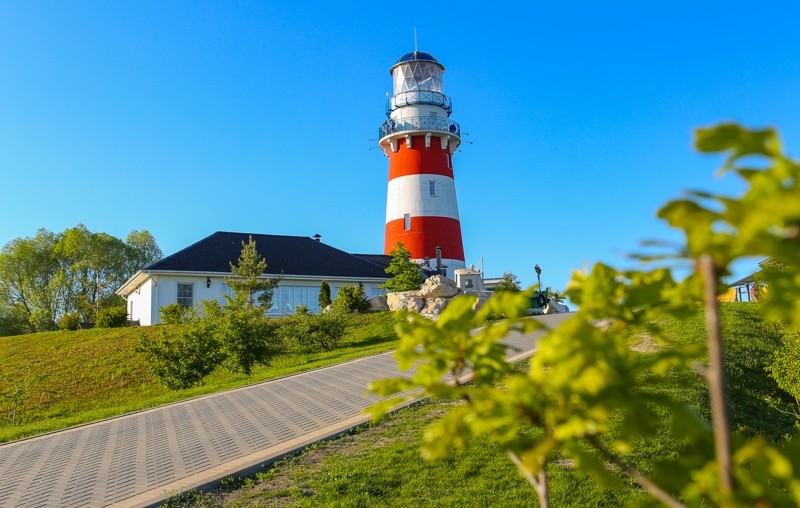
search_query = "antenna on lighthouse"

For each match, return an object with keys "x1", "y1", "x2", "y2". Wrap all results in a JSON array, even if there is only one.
[{"x1": 414, "y1": 28, "x2": 418, "y2": 54}]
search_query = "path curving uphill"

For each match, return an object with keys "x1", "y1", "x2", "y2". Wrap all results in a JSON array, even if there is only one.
[{"x1": 0, "y1": 313, "x2": 571, "y2": 507}]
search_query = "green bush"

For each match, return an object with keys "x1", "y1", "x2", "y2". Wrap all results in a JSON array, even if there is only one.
[
  {"x1": 95, "y1": 306, "x2": 128, "y2": 328},
  {"x1": 217, "y1": 294, "x2": 274, "y2": 375},
  {"x1": 278, "y1": 313, "x2": 346, "y2": 351},
  {"x1": 294, "y1": 304, "x2": 309, "y2": 315},
  {"x1": 767, "y1": 324, "x2": 800, "y2": 424},
  {"x1": 319, "y1": 280, "x2": 332, "y2": 309},
  {"x1": 137, "y1": 317, "x2": 222, "y2": 389},
  {"x1": 159, "y1": 303, "x2": 192, "y2": 324},
  {"x1": 137, "y1": 296, "x2": 275, "y2": 388},
  {"x1": 58, "y1": 312, "x2": 82, "y2": 331},
  {"x1": 331, "y1": 284, "x2": 369, "y2": 314}
]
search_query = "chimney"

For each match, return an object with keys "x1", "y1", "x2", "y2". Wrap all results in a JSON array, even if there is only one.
[
  {"x1": 312, "y1": 234, "x2": 321, "y2": 242},
  {"x1": 435, "y1": 246, "x2": 442, "y2": 273}
]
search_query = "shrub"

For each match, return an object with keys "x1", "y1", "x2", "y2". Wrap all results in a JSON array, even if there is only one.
[
  {"x1": 160, "y1": 303, "x2": 191, "y2": 325},
  {"x1": 319, "y1": 280, "x2": 332, "y2": 309},
  {"x1": 217, "y1": 294, "x2": 274, "y2": 374},
  {"x1": 95, "y1": 306, "x2": 128, "y2": 328},
  {"x1": 331, "y1": 284, "x2": 369, "y2": 314},
  {"x1": 58, "y1": 312, "x2": 82, "y2": 331},
  {"x1": 278, "y1": 313, "x2": 346, "y2": 351},
  {"x1": 137, "y1": 318, "x2": 222, "y2": 389},
  {"x1": 294, "y1": 304, "x2": 309, "y2": 315},
  {"x1": 766, "y1": 324, "x2": 800, "y2": 424}
]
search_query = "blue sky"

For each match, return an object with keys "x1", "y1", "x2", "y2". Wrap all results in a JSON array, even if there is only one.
[{"x1": 1, "y1": 1, "x2": 798, "y2": 290}]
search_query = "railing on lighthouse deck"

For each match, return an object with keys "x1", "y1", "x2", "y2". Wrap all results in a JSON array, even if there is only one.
[
  {"x1": 385, "y1": 90, "x2": 453, "y2": 116},
  {"x1": 378, "y1": 116, "x2": 461, "y2": 140}
]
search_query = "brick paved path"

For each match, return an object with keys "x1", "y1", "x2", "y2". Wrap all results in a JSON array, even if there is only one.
[{"x1": 0, "y1": 313, "x2": 570, "y2": 507}]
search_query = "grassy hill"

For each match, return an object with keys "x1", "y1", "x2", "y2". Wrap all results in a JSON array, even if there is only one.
[
  {"x1": 175, "y1": 303, "x2": 798, "y2": 507},
  {"x1": 0, "y1": 312, "x2": 397, "y2": 443}
]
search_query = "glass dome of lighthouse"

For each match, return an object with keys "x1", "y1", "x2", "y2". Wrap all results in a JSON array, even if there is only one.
[{"x1": 390, "y1": 51, "x2": 445, "y2": 95}]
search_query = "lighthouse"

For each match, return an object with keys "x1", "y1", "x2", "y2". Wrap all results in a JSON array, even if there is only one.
[{"x1": 379, "y1": 51, "x2": 466, "y2": 277}]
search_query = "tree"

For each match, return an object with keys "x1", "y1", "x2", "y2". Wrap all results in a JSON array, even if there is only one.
[
  {"x1": 369, "y1": 123, "x2": 800, "y2": 507},
  {"x1": 0, "y1": 224, "x2": 162, "y2": 334},
  {"x1": 331, "y1": 284, "x2": 369, "y2": 313},
  {"x1": 125, "y1": 230, "x2": 163, "y2": 275},
  {"x1": 319, "y1": 280, "x2": 332, "y2": 309},
  {"x1": 381, "y1": 242, "x2": 423, "y2": 293},
  {"x1": 226, "y1": 236, "x2": 278, "y2": 309},
  {"x1": 0, "y1": 229, "x2": 62, "y2": 333},
  {"x1": 494, "y1": 272, "x2": 521, "y2": 292}
]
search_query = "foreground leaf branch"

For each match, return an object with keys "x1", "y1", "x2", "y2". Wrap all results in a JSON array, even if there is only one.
[{"x1": 368, "y1": 123, "x2": 800, "y2": 506}]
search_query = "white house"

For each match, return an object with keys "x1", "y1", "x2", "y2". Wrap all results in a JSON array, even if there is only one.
[{"x1": 116, "y1": 231, "x2": 391, "y2": 325}]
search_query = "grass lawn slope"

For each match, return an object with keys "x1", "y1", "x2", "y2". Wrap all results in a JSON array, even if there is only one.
[
  {"x1": 172, "y1": 303, "x2": 797, "y2": 507},
  {"x1": 0, "y1": 312, "x2": 397, "y2": 443}
]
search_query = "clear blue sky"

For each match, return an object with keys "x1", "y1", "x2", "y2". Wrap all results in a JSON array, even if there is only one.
[{"x1": 1, "y1": 1, "x2": 798, "y2": 290}]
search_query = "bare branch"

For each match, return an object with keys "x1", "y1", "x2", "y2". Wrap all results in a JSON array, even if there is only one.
[
  {"x1": 507, "y1": 450, "x2": 549, "y2": 508},
  {"x1": 698, "y1": 255, "x2": 733, "y2": 494},
  {"x1": 587, "y1": 436, "x2": 686, "y2": 508}
]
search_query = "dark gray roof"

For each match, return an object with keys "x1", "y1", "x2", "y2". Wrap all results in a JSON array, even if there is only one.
[
  {"x1": 352, "y1": 254, "x2": 392, "y2": 269},
  {"x1": 146, "y1": 232, "x2": 389, "y2": 279}
]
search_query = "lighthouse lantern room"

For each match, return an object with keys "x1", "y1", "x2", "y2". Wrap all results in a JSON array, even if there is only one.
[{"x1": 378, "y1": 51, "x2": 466, "y2": 277}]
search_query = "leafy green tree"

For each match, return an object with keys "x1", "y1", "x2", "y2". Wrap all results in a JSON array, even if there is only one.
[
  {"x1": 124, "y1": 230, "x2": 163, "y2": 274},
  {"x1": 319, "y1": 280, "x2": 332, "y2": 309},
  {"x1": 0, "y1": 224, "x2": 161, "y2": 333},
  {"x1": 369, "y1": 123, "x2": 800, "y2": 507},
  {"x1": 227, "y1": 236, "x2": 278, "y2": 309},
  {"x1": 494, "y1": 272, "x2": 521, "y2": 292},
  {"x1": 331, "y1": 284, "x2": 369, "y2": 313},
  {"x1": 381, "y1": 242, "x2": 423, "y2": 293},
  {"x1": 0, "y1": 229, "x2": 62, "y2": 333}
]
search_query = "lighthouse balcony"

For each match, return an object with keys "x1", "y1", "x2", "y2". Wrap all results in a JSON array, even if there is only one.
[
  {"x1": 378, "y1": 116, "x2": 461, "y2": 140},
  {"x1": 385, "y1": 91, "x2": 452, "y2": 116}
]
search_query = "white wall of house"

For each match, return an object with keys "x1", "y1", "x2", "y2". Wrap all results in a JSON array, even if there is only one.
[{"x1": 124, "y1": 273, "x2": 387, "y2": 325}]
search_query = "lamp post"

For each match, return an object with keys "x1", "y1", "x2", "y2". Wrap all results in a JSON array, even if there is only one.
[{"x1": 534, "y1": 264, "x2": 542, "y2": 289}]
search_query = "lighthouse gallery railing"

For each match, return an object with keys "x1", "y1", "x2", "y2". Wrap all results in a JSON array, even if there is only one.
[
  {"x1": 379, "y1": 116, "x2": 461, "y2": 139},
  {"x1": 385, "y1": 90, "x2": 453, "y2": 115}
]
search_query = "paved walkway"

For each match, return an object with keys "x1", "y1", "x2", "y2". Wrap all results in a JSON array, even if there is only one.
[{"x1": 0, "y1": 313, "x2": 570, "y2": 507}]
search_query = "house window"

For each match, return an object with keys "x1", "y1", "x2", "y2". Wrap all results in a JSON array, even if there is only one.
[
  {"x1": 429, "y1": 180, "x2": 436, "y2": 196},
  {"x1": 465, "y1": 279, "x2": 473, "y2": 288},
  {"x1": 269, "y1": 285, "x2": 322, "y2": 315},
  {"x1": 177, "y1": 282, "x2": 193, "y2": 309},
  {"x1": 404, "y1": 214, "x2": 411, "y2": 230}
]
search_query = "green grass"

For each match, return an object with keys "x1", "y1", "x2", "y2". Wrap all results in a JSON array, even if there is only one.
[
  {"x1": 0, "y1": 312, "x2": 397, "y2": 443},
  {"x1": 169, "y1": 302, "x2": 797, "y2": 507}
]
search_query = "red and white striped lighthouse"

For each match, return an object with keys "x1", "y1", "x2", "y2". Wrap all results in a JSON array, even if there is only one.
[{"x1": 379, "y1": 51, "x2": 466, "y2": 277}]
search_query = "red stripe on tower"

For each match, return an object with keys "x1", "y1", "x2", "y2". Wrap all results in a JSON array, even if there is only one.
[{"x1": 378, "y1": 50, "x2": 466, "y2": 277}]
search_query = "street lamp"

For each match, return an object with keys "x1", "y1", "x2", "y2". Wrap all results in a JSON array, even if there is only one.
[{"x1": 534, "y1": 264, "x2": 542, "y2": 288}]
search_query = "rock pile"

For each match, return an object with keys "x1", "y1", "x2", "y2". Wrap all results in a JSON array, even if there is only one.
[
  {"x1": 366, "y1": 275, "x2": 570, "y2": 317},
  {"x1": 367, "y1": 275, "x2": 494, "y2": 317}
]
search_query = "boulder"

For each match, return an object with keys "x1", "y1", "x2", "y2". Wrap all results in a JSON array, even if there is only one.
[
  {"x1": 322, "y1": 304, "x2": 333, "y2": 314},
  {"x1": 544, "y1": 301, "x2": 569, "y2": 314},
  {"x1": 387, "y1": 291, "x2": 424, "y2": 313},
  {"x1": 368, "y1": 294, "x2": 389, "y2": 311},
  {"x1": 417, "y1": 275, "x2": 460, "y2": 299},
  {"x1": 422, "y1": 297, "x2": 448, "y2": 315},
  {"x1": 464, "y1": 290, "x2": 493, "y2": 311}
]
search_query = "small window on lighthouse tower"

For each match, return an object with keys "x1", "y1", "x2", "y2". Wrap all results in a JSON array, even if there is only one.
[
  {"x1": 429, "y1": 181, "x2": 436, "y2": 196},
  {"x1": 404, "y1": 214, "x2": 411, "y2": 230}
]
